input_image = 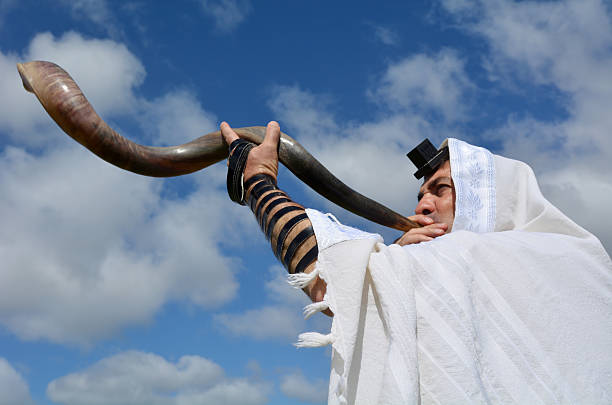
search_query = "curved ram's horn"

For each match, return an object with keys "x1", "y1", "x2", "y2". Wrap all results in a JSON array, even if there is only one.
[{"x1": 17, "y1": 60, "x2": 418, "y2": 231}]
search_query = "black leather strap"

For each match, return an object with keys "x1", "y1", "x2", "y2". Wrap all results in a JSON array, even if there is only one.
[
  {"x1": 274, "y1": 213, "x2": 308, "y2": 257},
  {"x1": 294, "y1": 245, "x2": 318, "y2": 274},
  {"x1": 249, "y1": 183, "x2": 277, "y2": 211},
  {"x1": 229, "y1": 138, "x2": 244, "y2": 154},
  {"x1": 282, "y1": 225, "x2": 314, "y2": 268},
  {"x1": 226, "y1": 139, "x2": 255, "y2": 205},
  {"x1": 244, "y1": 174, "x2": 275, "y2": 193},
  {"x1": 258, "y1": 197, "x2": 292, "y2": 229},
  {"x1": 266, "y1": 206, "x2": 303, "y2": 241},
  {"x1": 254, "y1": 192, "x2": 286, "y2": 224},
  {"x1": 237, "y1": 170, "x2": 318, "y2": 276}
]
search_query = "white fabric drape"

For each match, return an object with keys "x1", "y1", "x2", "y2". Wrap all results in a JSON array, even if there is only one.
[{"x1": 302, "y1": 139, "x2": 612, "y2": 405}]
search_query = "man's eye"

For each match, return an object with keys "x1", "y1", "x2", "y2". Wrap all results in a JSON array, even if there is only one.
[{"x1": 437, "y1": 184, "x2": 451, "y2": 193}]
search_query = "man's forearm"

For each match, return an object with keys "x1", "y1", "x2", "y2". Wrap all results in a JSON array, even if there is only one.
[
  {"x1": 221, "y1": 121, "x2": 325, "y2": 303},
  {"x1": 246, "y1": 174, "x2": 318, "y2": 276}
]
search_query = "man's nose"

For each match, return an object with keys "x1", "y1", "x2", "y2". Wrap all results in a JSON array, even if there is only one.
[{"x1": 415, "y1": 196, "x2": 435, "y2": 216}]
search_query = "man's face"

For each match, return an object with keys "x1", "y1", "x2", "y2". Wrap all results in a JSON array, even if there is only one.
[{"x1": 415, "y1": 160, "x2": 455, "y2": 232}]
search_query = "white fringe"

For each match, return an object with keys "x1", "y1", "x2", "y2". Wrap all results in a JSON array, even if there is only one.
[
  {"x1": 303, "y1": 300, "x2": 329, "y2": 320},
  {"x1": 294, "y1": 332, "x2": 334, "y2": 348},
  {"x1": 287, "y1": 267, "x2": 319, "y2": 289}
]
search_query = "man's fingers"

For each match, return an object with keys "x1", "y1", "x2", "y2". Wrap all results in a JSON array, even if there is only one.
[
  {"x1": 262, "y1": 121, "x2": 281, "y2": 151},
  {"x1": 408, "y1": 215, "x2": 450, "y2": 232},
  {"x1": 408, "y1": 214, "x2": 435, "y2": 226},
  {"x1": 395, "y1": 222, "x2": 448, "y2": 246},
  {"x1": 419, "y1": 226, "x2": 446, "y2": 237},
  {"x1": 220, "y1": 121, "x2": 240, "y2": 146},
  {"x1": 396, "y1": 233, "x2": 433, "y2": 246},
  {"x1": 405, "y1": 226, "x2": 445, "y2": 238}
]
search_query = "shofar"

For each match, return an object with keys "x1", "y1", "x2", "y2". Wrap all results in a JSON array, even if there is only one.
[{"x1": 17, "y1": 61, "x2": 418, "y2": 231}]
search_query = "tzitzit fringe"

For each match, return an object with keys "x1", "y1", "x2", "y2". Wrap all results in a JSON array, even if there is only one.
[
  {"x1": 287, "y1": 266, "x2": 319, "y2": 289},
  {"x1": 303, "y1": 300, "x2": 329, "y2": 320},
  {"x1": 294, "y1": 331, "x2": 334, "y2": 348}
]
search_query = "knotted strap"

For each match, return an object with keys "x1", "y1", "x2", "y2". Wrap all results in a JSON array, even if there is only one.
[{"x1": 226, "y1": 139, "x2": 255, "y2": 204}]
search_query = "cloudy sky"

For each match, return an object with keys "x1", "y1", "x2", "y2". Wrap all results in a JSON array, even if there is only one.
[{"x1": 1, "y1": 0, "x2": 611, "y2": 404}]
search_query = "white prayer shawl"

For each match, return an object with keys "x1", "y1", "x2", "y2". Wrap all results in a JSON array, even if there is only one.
[{"x1": 298, "y1": 138, "x2": 612, "y2": 405}]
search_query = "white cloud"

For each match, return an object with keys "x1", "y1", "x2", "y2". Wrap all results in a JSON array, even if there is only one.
[
  {"x1": 0, "y1": 358, "x2": 34, "y2": 405},
  {"x1": 539, "y1": 168, "x2": 612, "y2": 246},
  {"x1": 268, "y1": 84, "x2": 339, "y2": 143},
  {"x1": 215, "y1": 266, "x2": 314, "y2": 340},
  {"x1": 27, "y1": 31, "x2": 144, "y2": 117},
  {"x1": 374, "y1": 49, "x2": 473, "y2": 122},
  {"x1": 468, "y1": 0, "x2": 612, "y2": 148},
  {"x1": 263, "y1": 265, "x2": 311, "y2": 307},
  {"x1": 439, "y1": 0, "x2": 477, "y2": 14},
  {"x1": 59, "y1": 0, "x2": 118, "y2": 37},
  {"x1": 280, "y1": 370, "x2": 328, "y2": 404},
  {"x1": 0, "y1": 31, "x2": 144, "y2": 146},
  {"x1": 0, "y1": 32, "x2": 256, "y2": 345},
  {"x1": 216, "y1": 305, "x2": 307, "y2": 340},
  {"x1": 140, "y1": 89, "x2": 218, "y2": 146},
  {"x1": 0, "y1": 143, "x2": 247, "y2": 345},
  {"x1": 46, "y1": 351, "x2": 269, "y2": 405},
  {"x1": 371, "y1": 24, "x2": 399, "y2": 46},
  {"x1": 441, "y1": 0, "x2": 612, "y2": 251},
  {"x1": 200, "y1": 0, "x2": 252, "y2": 33}
]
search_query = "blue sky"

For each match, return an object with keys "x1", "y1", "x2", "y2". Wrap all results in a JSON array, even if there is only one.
[{"x1": 1, "y1": 0, "x2": 611, "y2": 404}]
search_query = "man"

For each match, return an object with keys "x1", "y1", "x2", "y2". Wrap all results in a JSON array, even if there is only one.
[{"x1": 221, "y1": 121, "x2": 612, "y2": 405}]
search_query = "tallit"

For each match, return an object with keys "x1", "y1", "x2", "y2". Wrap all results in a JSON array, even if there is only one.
[{"x1": 298, "y1": 138, "x2": 612, "y2": 405}]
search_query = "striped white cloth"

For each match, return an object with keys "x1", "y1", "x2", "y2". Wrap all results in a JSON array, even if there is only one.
[{"x1": 302, "y1": 139, "x2": 612, "y2": 405}]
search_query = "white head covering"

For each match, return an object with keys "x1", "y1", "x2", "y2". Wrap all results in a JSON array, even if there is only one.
[
  {"x1": 302, "y1": 139, "x2": 612, "y2": 405},
  {"x1": 449, "y1": 138, "x2": 593, "y2": 237}
]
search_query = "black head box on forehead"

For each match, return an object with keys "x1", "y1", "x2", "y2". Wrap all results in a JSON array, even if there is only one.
[{"x1": 407, "y1": 139, "x2": 449, "y2": 179}]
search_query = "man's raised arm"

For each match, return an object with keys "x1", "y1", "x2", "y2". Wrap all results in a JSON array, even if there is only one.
[{"x1": 220, "y1": 121, "x2": 326, "y2": 303}]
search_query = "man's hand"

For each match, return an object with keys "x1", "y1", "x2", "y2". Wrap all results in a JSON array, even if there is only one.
[
  {"x1": 394, "y1": 215, "x2": 448, "y2": 246},
  {"x1": 220, "y1": 121, "x2": 280, "y2": 182}
]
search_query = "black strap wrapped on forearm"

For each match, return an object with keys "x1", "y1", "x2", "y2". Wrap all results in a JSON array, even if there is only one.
[
  {"x1": 244, "y1": 175, "x2": 318, "y2": 274},
  {"x1": 273, "y1": 212, "x2": 308, "y2": 252}
]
